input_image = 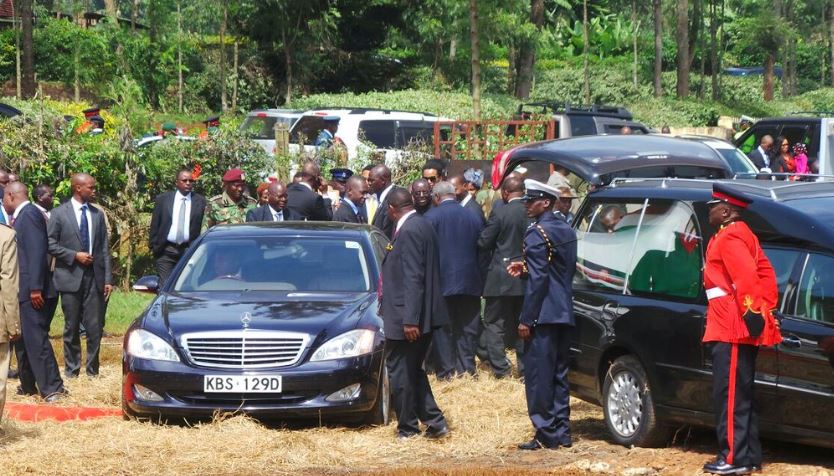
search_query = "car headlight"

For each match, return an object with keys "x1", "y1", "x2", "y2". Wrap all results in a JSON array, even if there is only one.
[
  {"x1": 126, "y1": 329, "x2": 180, "y2": 362},
  {"x1": 310, "y1": 329, "x2": 377, "y2": 362}
]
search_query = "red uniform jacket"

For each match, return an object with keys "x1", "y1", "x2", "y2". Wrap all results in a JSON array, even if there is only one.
[{"x1": 703, "y1": 221, "x2": 782, "y2": 346}]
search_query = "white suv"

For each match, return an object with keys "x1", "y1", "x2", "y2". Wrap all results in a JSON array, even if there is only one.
[
  {"x1": 288, "y1": 108, "x2": 449, "y2": 162},
  {"x1": 240, "y1": 109, "x2": 305, "y2": 154}
]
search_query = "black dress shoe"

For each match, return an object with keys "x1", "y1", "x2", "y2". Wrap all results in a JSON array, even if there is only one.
[
  {"x1": 703, "y1": 459, "x2": 752, "y2": 475},
  {"x1": 15, "y1": 386, "x2": 37, "y2": 397},
  {"x1": 518, "y1": 439, "x2": 545, "y2": 450},
  {"x1": 424, "y1": 424, "x2": 450, "y2": 439}
]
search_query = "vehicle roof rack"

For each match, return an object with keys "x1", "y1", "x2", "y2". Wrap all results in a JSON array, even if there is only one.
[
  {"x1": 787, "y1": 111, "x2": 834, "y2": 117},
  {"x1": 517, "y1": 102, "x2": 633, "y2": 120},
  {"x1": 307, "y1": 107, "x2": 437, "y2": 117}
]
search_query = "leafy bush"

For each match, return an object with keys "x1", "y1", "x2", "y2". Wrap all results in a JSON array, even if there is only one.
[{"x1": 288, "y1": 89, "x2": 517, "y2": 119}]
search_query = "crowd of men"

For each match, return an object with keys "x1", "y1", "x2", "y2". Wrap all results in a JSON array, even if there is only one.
[
  {"x1": 0, "y1": 154, "x2": 783, "y2": 473},
  {"x1": 0, "y1": 169, "x2": 112, "y2": 420}
]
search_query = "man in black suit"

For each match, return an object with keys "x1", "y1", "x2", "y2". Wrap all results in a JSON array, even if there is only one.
[
  {"x1": 747, "y1": 135, "x2": 774, "y2": 171},
  {"x1": 332, "y1": 176, "x2": 368, "y2": 223},
  {"x1": 47, "y1": 173, "x2": 112, "y2": 378},
  {"x1": 286, "y1": 161, "x2": 331, "y2": 221},
  {"x1": 477, "y1": 177, "x2": 529, "y2": 378},
  {"x1": 32, "y1": 184, "x2": 59, "y2": 329},
  {"x1": 425, "y1": 181, "x2": 484, "y2": 377},
  {"x1": 369, "y1": 164, "x2": 406, "y2": 239},
  {"x1": 3, "y1": 183, "x2": 65, "y2": 401},
  {"x1": 380, "y1": 188, "x2": 450, "y2": 440},
  {"x1": 450, "y1": 174, "x2": 485, "y2": 224},
  {"x1": 149, "y1": 168, "x2": 206, "y2": 285},
  {"x1": 247, "y1": 181, "x2": 299, "y2": 222}
]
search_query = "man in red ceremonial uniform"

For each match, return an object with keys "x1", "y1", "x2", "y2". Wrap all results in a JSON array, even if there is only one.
[{"x1": 702, "y1": 183, "x2": 782, "y2": 475}]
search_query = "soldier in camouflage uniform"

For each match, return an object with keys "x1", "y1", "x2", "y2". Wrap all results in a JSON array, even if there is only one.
[{"x1": 205, "y1": 168, "x2": 257, "y2": 229}]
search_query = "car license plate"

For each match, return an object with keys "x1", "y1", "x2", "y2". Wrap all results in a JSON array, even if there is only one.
[{"x1": 203, "y1": 375, "x2": 282, "y2": 393}]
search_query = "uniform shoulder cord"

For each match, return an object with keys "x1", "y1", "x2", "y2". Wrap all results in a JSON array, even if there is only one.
[{"x1": 522, "y1": 224, "x2": 556, "y2": 274}]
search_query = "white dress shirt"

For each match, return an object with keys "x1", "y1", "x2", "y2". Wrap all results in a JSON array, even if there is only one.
[
  {"x1": 34, "y1": 203, "x2": 50, "y2": 220},
  {"x1": 12, "y1": 200, "x2": 29, "y2": 223},
  {"x1": 166, "y1": 191, "x2": 192, "y2": 244},
  {"x1": 268, "y1": 205, "x2": 284, "y2": 221},
  {"x1": 70, "y1": 197, "x2": 94, "y2": 253},
  {"x1": 394, "y1": 210, "x2": 417, "y2": 235},
  {"x1": 378, "y1": 184, "x2": 394, "y2": 205}
]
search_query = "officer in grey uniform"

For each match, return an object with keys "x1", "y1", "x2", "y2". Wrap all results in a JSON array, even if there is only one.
[{"x1": 508, "y1": 179, "x2": 577, "y2": 451}]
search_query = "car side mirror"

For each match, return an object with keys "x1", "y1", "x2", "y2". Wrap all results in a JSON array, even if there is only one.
[{"x1": 133, "y1": 275, "x2": 161, "y2": 294}]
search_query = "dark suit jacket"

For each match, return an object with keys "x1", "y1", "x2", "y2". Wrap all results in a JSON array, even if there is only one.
[
  {"x1": 424, "y1": 200, "x2": 484, "y2": 297},
  {"x1": 286, "y1": 183, "x2": 332, "y2": 221},
  {"x1": 478, "y1": 198, "x2": 529, "y2": 297},
  {"x1": 380, "y1": 213, "x2": 449, "y2": 340},
  {"x1": 245, "y1": 204, "x2": 299, "y2": 222},
  {"x1": 332, "y1": 199, "x2": 364, "y2": 223},
  {"x1": 47, "y1": 200, "x2": 112, "y2": 293},
  {"x1": 748, "y1": 148, "x2": 769, "y2": 170},
  {"x1": 463, "y1": 197, "x2": 485, "y2": 224},
  {"x1": 13, "y1": 203, "x2": 51, "y2": 302},
  {"x1": 519, "y1": 211, "x2": 577, "y2": 327},
  {"x1": 149, "y1": 191, "x2": 206, "y2": 257},
  {"x1": 372, "y1": 185, "x2": 406, "y2": 239}
]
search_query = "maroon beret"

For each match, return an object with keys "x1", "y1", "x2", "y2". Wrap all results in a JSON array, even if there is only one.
[{"x1": 222, "y1": 168, "x2": 245, "y2": 182}]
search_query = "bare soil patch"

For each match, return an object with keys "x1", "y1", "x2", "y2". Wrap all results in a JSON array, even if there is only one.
[{"x1": 1, "y1": 337, "x2": 832, "y2": 475}]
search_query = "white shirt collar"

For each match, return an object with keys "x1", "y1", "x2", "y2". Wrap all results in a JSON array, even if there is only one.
[
  {"x1": 299, "y1": 181, "x2": 313, "y2": 191},
  {"x1": 12, "y1": 200, "x2": 29, "y2": 219},
  {"x1": 379, "y1": 184, "x2": 394, "y2": 203},
  {"x1": 34, "y1": 203, "x2": 49, "y2": 214},
  {"x1": 70, "y1": 197, "x2": 88, "y2": 210},
  {"x1": 508, "y1": 197, "x2": 523, "y2": 203},
  {"x1": 460, "y1": 194, "x2": 472, "y2": 207},
  {"x1": 395, "y1": 209, "x2": 417, "y2": 234},
  {"x1": 268, "y1": 205, "x2": 283, "y2": 216},
  {"x1": 176, "y1": 190, "x2": 192, "y2": 200}
]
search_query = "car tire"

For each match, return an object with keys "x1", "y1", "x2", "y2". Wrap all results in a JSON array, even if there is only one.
[
  {"x1": 602, "y1": 355, "x2": 669, "y2": 447},
  {"x1": 364, "y1": 365, "x2": 391, "y2": 426}
]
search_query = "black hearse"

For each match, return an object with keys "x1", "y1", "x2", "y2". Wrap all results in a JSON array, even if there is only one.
[{"x1": 566, "y1": 178, "x2": 834, "y2": 449}]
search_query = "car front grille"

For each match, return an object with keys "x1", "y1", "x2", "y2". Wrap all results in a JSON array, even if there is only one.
[{"x1": 180, "y1": 331, "x2": 310, "y2": 369}]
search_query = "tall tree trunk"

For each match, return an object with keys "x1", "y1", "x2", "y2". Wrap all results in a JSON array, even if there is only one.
[
  {"x1": 104, "y1": 0, "x2": 118, "y2": 18},
  {"x1": 764, "y1": 52, "x2": 775, "y2": 101},
  {"x1": 653, "y1": 0, "x2": 663, "y2": 97},
  {"x1": 177, "y1": 1, "x2": 183, "y2": 113},
  {"x1": 514, "y1": 0, "x2": 544, "y2": 99},
  {"x1": 507, "y1": 43, "x2": 517, "y2": 95},
  {"x1": 470, "y1": 0, "x2": 481, "y2": 119},
  {"x1": 583, "y1": 0, "x2": 590, "y2": 103},
  {"x1": 232, "y1": 41, "x2": 239, "y2": 111},
  {"x1": 14, "y1": 0, "x2": 21, "y2": 99},
  {"x1": 74, "y1": 46, "x2": 81, "y2": 101},
  {"x1": 132, "y1": 0, "x2": 139, "y2": 31},
  {"x1": 676, "y1": 0, "x2": 690, "y2": 98},
  {"x1": 148, "y1": 0, "x2": 159, "y2": 107},
  {"x1": 697, "y1": 3, "x2": 706, "y2": 99},
  {"x1": 710, "y1": 0, "x2": 719, "y2": 100},
  {"x1": 449, "y1": 36, "x2": 457, "y2": 60},
  {"x1": 632, "y1": 0, "x2": 639, "y2": 89},
  {"x1": 220, "y1": 0, "x2": 228, "y2": 112},
  {"x1": 688, "y1": 0, "x2": 701, "y2": 68},
  {"x1": 831, "y1": 0, "x2": 834, "y2": 87},
  {"x1": 21, "y1": 0, "x2": 35, "y2": 99},
  {"x1": 282, "y1": 29, "x2": 293, "y2": 103},
  {"x1": 718, "y1": 0, "x2": 725, "y2": 95}
]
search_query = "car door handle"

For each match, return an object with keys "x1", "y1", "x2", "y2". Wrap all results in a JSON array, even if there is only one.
[{"x1": 781, "y1": 335, "x2": 802, "y2": 348}]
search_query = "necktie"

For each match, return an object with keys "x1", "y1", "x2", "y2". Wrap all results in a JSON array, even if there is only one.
[
  {"x1": 9, "y1": 215, "x2": 15, "y2": 226},
  {"x1": 274, "y1": 211, "x2": 283, "y2": 222},
  {"x1": 79, "y1": 205, "x2": 90, "y2": 253},
  {"x1": 175, "y1": 197, "x2": 187, "y2": 244}
]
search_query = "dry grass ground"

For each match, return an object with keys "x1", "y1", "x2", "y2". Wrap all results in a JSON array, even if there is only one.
[{"x1": 1, "y1": 337, "x2": 832, "y2": 475}]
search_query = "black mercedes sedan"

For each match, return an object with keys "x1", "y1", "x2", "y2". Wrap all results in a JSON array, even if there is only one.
[
  {"x1": 123, "y1": 222, "x2": 391, "y2": 425},
  {"x1": 566, "y1": 178, "x2": 834, "y2": 449}
]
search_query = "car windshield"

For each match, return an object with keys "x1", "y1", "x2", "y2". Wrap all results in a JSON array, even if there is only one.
[
  {"x1": 716, "y1": 147, "x2": 758, "y2": 174},
  {"x1": 240, "y1": 115, "x2": 296, "y2": 140},
  {"x1": 173, "y1": 237, "x2": 372, "y2": 293}
]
